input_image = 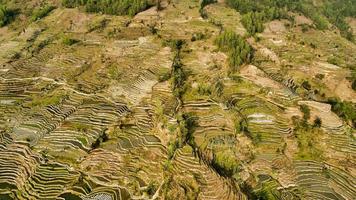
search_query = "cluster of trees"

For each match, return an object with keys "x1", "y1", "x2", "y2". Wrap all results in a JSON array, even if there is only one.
[
  {"x1": 241, "y1": 6, "x2": 288, "y2": 35},
  {"x1": 215, "y1": 31, "x2": 253, "y2": 72},
  {"x1": 226, "y1": 0, "x2": 355, "y2": 41},
  {"x1": 62, "y1": 0, "x2": 153, "y2": 16},
  {"x1": 323, "y1": 0, "x2": 355, "y2": 41},
  {"x1": 226, "y1": 0, "x2": 290, "y2": 35},
  {"x1": 177, "y1": 112, "x2": 197, "y2": 147},
  {"x1": 327, "y1": 98, "x2": 356, "y2": 128},
  {"x1": 171, "y1": 40, "x2": 187, "y2": 99}
]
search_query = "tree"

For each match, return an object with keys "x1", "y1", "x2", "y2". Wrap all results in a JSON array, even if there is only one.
[
  {"x1": 313, "y1": 117, "x2": 322, "y2": 128},
  {"x1": 0, "y1": 5, "x2": 13, "y2": 27},
  {"x1": 299, "y1": 104, "x2": 310, "y2": 122}
]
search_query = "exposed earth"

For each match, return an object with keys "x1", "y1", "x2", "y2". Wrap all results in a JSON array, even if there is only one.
[{"x1": 0, "y1": 0, "x2": 355, "y2": 200}]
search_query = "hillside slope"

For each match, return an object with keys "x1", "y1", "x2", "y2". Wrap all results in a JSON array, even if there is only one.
[{"x1": 0, "y1": 0, "x2": 355, "y2": 199}]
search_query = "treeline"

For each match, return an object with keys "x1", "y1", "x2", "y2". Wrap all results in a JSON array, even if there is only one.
[
  {"x1": 226, "y1": 0, "x2": 291, "y2": 35},
  {"x1": 226, "y1": 0, "x2": 355, "y2": 41},
  {"x1": 215, "y1": 30, "x2": 254, "y2": 72},
  {"x1": 62, "y1": 0, "x2": 153, "y2": 16},
  {"x1": 323, "y1": 0, "x2": 355, "y2": 41}
]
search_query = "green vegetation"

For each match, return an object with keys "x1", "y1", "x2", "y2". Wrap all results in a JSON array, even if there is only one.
[
  {"x1": 215, "y1": 31, "x2": 253, "y2": 72},
  {"x1": 327, "y1": 98, "x2": 356, "y2": 127},
  {"x1": 200, "y1": 0, "x2": 216, "y2": 10},
  {"x1": 144, "y1": 181, "x2": 158, "y2": 196},
  {"x1": 327, "y1": 56, "x2": 342, "y2": 66},
  {"x1": 87, "y1": 17, "x2": 108, "y2": 32},
  {"x1": 293, "y1": 116, "x2": 324, "y2": 160},
  {"x1": 71, "y1": 123, "x2": 90, "y2": 132},
  {"x1": 0, "y1": 4, "x2": 15, "y2": 27},
  {"x1": 301, "y1": 80, "x2": 311, "y2": 91},
  {"x1": 177, "y1": 112, "x2": 197, "y2": 147},
  {"x1": 191, "y1": 32, "x2": 206, "y2": 42},
  {"x1": 226, "y1": 0, "x2": 355, "y2": 40},
  {"x1": 226, "y1": 0, "x2": 289, "y2": 35},
  {"x1": 27, "y1": 94, "x2": 65, "y2": 107},
  {"x1": 254, "y1": 188, "x2": 278, "y2": 200},
  {"x1": 299, "y1": 104, "x2": 310, "y2": 122},
  {"x1": 213, "y1": 78, "x2": 224, "y2": 97},
  {"x1": 91, "y1": 131, "x2": 109, "y2": 149},
  {"x1": 167, "y1": 139, "x2": 180, "y2": 160},
  {"x1": 212, "y1": 149, "x2": 240, "y2": 176},
  {"x1": 295, "y1": 126, "x2": 323, "y2": 160},
  {"x1": 241, "y1": 12, "x2": 265, "y2": 36},
  {"x1": 62, "y1": 0, "x2": 154, "y2": 16},
  {"x1": 350, "y1": 71, "x2": 356, "y2": 91},
  {"x1": 313, "y1": 117, "x2": 322, "y2": 128},
  {"x1": 62, "y1": 36, "x2": 80, "y2": 46},
  {"x1": 107, "y1": 64, "x2": 123, "y2": 80},
  {"x1": 200, "y1": 0, "x2": 216, "y2": 18},
  {"x1": 31, "y1": 5, "x2": 55, "y2": 21},
  {"x1": 157, "y1": 70, "x2": 171, "y2": 82},
  {"x1": 197, "y1": 83, "x2": 211, "y2": 96},
  {"x1": 171, "y1": 40, "x2": 187, "y2": 99},
  {"x1": 323, "y1": 0, "x2": 355, "y2": 41}
]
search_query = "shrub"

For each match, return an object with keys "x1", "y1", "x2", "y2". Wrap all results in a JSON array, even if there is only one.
[
  {"x1": 62, "y1": 36, "x2": 79, "y2": 46},
  {"x1": 87, "y1": 17, "x2": 108, "y2": 32},
  {"x1": 167, "y1": 140, "x2": 179, "y2": 159},
  {"x1": 197, "y1": 83, "x2": 211, "y2": 95},
  {"x1": 327, "y1": 56, "x2": 342, "y2": 66},
  {"x1": 177, "y1": 112, "x2": 197, "y2": 146},
  {"x1": 145, "y1": 181, "x2": 158, "y2": 196},
  {"x1": 299, "y1": 104, "x2": 310, "y2": 122},
  {"x1": 311, "y1": 13, "x2": 328, "y2": 30},
  {"x1": 301, "y1": 24, "x2": 310, "y2": 32},
  {"x1": 315, "y1": 74, "x2": 324, "y2": 80},
  {"x1": 313, "y1": 117, "x2": 322, "y2": 128},
  {"x1": 31, "y1": 5, "x2": 56, "y2": 21},
  {"x1": 255, "y1": 188, "x2": 278, "y2": 200},
  {"x1": 72, "y1": 123, "x2": 90, "y2": 132},
  {"x1": 157, "y1": 70, "x2": 171, "y2": 82},
  {"x1": 200, "y1": 0, "x2": 216, "y2": 18},
  {"x1": 301, "y1": 80, "x2": 311, "y2": 90},
  {"x1": 213, "y1": 79, "x2": 224, "y2": 97},
  {"x1": 91, "y1": 132, "x2": 109, "y2": 149},
  {"x1": 191, "y1": 32, "x2": 205, "y2": 41}
]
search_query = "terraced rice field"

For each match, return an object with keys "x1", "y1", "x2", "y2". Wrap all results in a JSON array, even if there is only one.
[{"x1": 0, "y1": 0, "x2": 355, "y2": 199}]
